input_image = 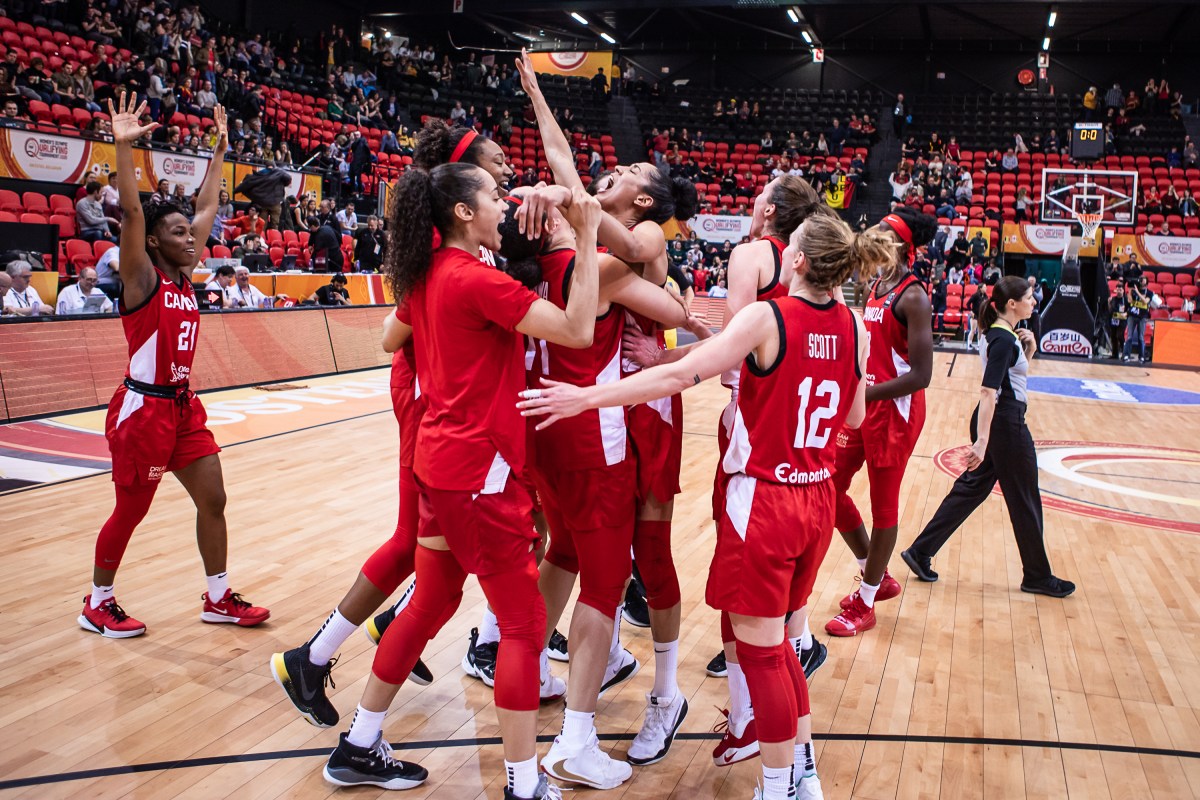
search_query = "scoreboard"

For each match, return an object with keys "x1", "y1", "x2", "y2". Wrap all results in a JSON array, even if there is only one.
[{"x1": 1070, "y1": 122, "x2": 1104, "y2": 161}]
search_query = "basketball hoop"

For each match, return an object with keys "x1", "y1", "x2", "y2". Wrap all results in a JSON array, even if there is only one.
[{"x1": 1075, "y1": 212, "x2": 1102, "y2": 244}]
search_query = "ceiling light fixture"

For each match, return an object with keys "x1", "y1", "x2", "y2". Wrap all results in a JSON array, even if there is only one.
[
  {"x1": 801, "y1": 30, "x2": 812, "y2": 43},
  {"x1": 1042, "y1": 36, "x2": 1051, "y2": 50},
  {"x1": 600, "y1": 32, "x2": 616, "y2": 44},
  {"x1": 787, "y1": 9, "x2": 798, "y2": 23},
  {"x1": 1048, "y1": 11, "x2": 1057, "y2": 27},
  {"x1": 570, "y1": 12, "x2": 588, "y2": 25}
]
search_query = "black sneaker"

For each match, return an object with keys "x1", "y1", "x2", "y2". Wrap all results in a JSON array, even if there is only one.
[
  {"x1": 323, "y1": 732, "x2": 428, "y2": 790},
  {"x1": 461, "y1": 627, "x2": 497, "y2": 687},
  {"x1": 270, "y1": 643, "x2": 339, "y2": 728},
  {"x1": 799, "y1": 638, "x2": 827, "y2": 679},
  {"x1": 547, "y1": 628, "x2": 569, "y2": 662},
  {"x1": 1021, "y1": 576, "x2": 1076, "y2": 598},
  {"x1": 901, "y1": 548, "x2": 939, "y2": 582},
  {"x1": 504, "y1": 773, "x2": 563, "y2": 799},
  {"x1": 364, "y1": 589, "x2": 433, "y2": 686},
  {"x1": 706, "y1": 650, "x2": 728, "y2": 678},
  {"x1": 622, "y1": 579, "x2": 650, "y2": 628}
]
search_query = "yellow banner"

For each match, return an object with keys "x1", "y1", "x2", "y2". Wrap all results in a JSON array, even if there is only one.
[{"x1": 528, "y1": 51, "x2": 613, "y2": 79}]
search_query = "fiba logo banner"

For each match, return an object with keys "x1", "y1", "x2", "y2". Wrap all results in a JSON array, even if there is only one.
[
  {"x1": 691, "y1": 214, "x2": 753, "y2": 242},
  {"x1": 148, "y1": 149, "x2": 211, "y2": 194},
  {"x1": 1039, "y1": 328, "x2": 1092, "y2": 356},
  {"x1": 548, "y1": 52, "x2": 588, "y2": 71},
  {"x1": 527, "y1": 50, "x2": 613, "y2": 78},
  {"x1": 1111, "y1": 232, "x2": 1200, "y2": 269}
]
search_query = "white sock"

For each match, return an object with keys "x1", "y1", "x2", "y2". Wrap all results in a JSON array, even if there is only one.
[
  {"x1": 652, "y1": 639, "x2": 679, "y2": 700},
  {"x1": 392, "y1": 580, "x2": 416, "y2": 614},
  {"x1": 859, "y1": 580, "x2": 880, "y2": 608},
  {"x1": 90, "y1": 584, "x2": 114, "y2": 609},
  {"x1": 727, "y1": 661, "x2": 753, "y2": 736},
  {"x1": 478, "y1": 606, "x2": 501, "y2": 645},
  {"x1": 505, "y1": 755, "x2": 539, "y2": 798},
  {"x1": 762, "y1": 763, "x2": 795, "y2": 799},
  {"x1": 346, "y1": 705, "x2": 386, "y2": 748},
  {"x1": 788, "y1": 636, "x2": 802, "y2": 657},
  {"x1": 560, "y1": 708, "x2": 595, "y2": 749},
  {"x1": 205, "y1": 572, "x2": 229, "y2": 603},
  {"x1": 796, "y1": 741, "x2": 816, "y2": 778},
  {"x1": 799, "y1": 616, "x2": 813, "y2": 650},
  {"x1": 855, "y1": 557, "x2": 868, "y2": 572},
  {"x1": 309, "y1": 609, "x2": 359, "y2": 665},
  {"x1": 610, "y1": 603, "x2": 623, "y2": 661}
]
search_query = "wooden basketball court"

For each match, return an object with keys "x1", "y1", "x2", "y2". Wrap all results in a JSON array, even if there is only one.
[{"x1": 2, "y1": 353, "x2": 1199, "y2": 799}]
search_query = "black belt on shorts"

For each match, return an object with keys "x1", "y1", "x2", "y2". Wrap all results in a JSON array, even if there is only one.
[{"x1": 124, "y1": 377, "x2": 191, "y2": 403}]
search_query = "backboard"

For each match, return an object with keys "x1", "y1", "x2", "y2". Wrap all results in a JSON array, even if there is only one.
[{"x1": 1040, "y1": 168, "x2": 1138, "y2": 246}]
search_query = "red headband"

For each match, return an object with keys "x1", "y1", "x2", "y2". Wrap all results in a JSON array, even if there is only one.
[
  {"x1": 882, "y1": 213, "x2": 915, "y2": 267},
  {"x1": 449, "y1": 129, "x2": 478, "y2": 164}
]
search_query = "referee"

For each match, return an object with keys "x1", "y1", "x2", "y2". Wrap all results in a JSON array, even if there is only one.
[{"x1": 901, "y1": 275, "x2": 1075, "y2": 598}]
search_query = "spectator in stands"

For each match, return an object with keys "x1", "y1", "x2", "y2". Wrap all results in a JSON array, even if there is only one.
[
  {"x1": 1104, "y1": 83, "x2": 1123, "y2": 113},
  {"x1": 76, "y1": 181, "x2": 120, "y2": 243},
  {"x1": 1083, "y1": 86, "x2": 1099, "y2": 121},
  {"x1": 892, "y1": 93, "x2": 906, "y2": 137},
  {"x1": 954, "y1": 168, "x2": 973, "y2": 203},
  {"x1": 591, "y1": 67, "x2": 609, "y2": 102},
  {"x1": 947, "y1": 233, "x2": 969, "y2": 270},
  {"x1": 1014, "y1": 187, "x2": 1030, "y2": 221},
  {"x1": 234, "y1": 166, "x2": 291, "y2": 231},
  {"x1": 930, "y1": 274, "x2": 947, "y2": 331},
  {"x1": 1157, "y1": 222, "x2": 1173, "y2": 237},
  {"x1": 0, "y1": 98, "x2": 27, "y2": 127},
  {"x1": 1123, "y1": 277, "x2": 1151, "y2": 361},
  {"x1": 1183, "y1": 140, "x2": 1197, "y2": 168},
  {"x1": 228, "y1": 265, "x2": 286, "y2": 308},
  {"x1": 196, "y1": 80, "x2": 218, "y2": 113},
  {"x1": 1000, "y1": 149, "x2": 1019, "y2": 174},
  {"x1": 347, "y1": 130, "x2": 373, "y2": 195},
  {"x1": 336, "y1": 202, "x2": 359, "y2": 234},
  {"x1": 310, "y1": 272, "x2": 350, "y2": 305},
  {"x1": 229, "y1": 204, "x2": 266, "y2": 238},
  {"x1": 94, "y1": 243, "x2": 120, "y2": 298},
  {"x1": 947, "y1": 264, "x2": 964, "y2": 285},
  {"x1": 354, "y1": 215, "x2": 385, "y2": 272},
  {"x1": 889, "y1": 167, "x2": 912, "y2": 202},
  {"x1": 708, "y1": 279, "x2": 728, "y2": 298},
  {"x1": 204, "y1": 264, "x2": 236, "y2": 308},
  {"x1": 307, "y1": 216, "x2": 344, "y2": 272},
  {"x1": 1143, "y1": 185, "x2": 1161, "y2": 215},
  {"x1": 0, "y1": 270, "x2": 10, "y2": 315},
  {"x1": 760, "y1": 131, "x2": 774, "y2": 153},
  {"x1": 56, "y1": 267, "x2": 113, "y2": 315},
  {"x1": 1179, "y1": 191, "x2": 1199, "y2": 218},
  {"x1": 928, "y1": 226, "x2": 948, "y2": 264},
  {"x1": 232, "y1": 232, "x2": 268, "y2": 259},
  {"x1": 969, "y1": 231, "x2": 989, "y2": 263},
  {"x1": 3, "y1": 261, "x2": 53, "y2": 316},
  {"x1": 829, "y1": 118, "x2": 848, "y2": 151}
]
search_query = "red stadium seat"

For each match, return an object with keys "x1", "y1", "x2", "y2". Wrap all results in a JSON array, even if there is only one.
[
  {"x1": 21, "y1": 192, "x2": 49, "y2": 213},
  {"x1": 49, "y1": 194, "x2": 74, "y2": 214},
  {"x1": 93, "y1": 240, "x2": 116, "y2": 260},
  {"x1": 20, "y1": 212, "x2": 47, "y2": 225},
  {"x1": 66, "y1": 239, "x2": 95, "y2": 273},
  {"x1": 0, "y1": 189, "x2": 21, "y2": 214},
  {"x1": 48, "y1": 213, "x2": 74, "y2": 238}
]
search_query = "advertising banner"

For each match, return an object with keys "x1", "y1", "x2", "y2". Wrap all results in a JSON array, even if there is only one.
[
  {"x1": 1111, "y1": 233, "x2": 1200, "y2": 269},
  {"x1": 0, "y1": 129, "x2": 93, "y2": 183},
  {"x1": 1038, "y1": 256, "x2": 1096, "y2": 357},
  {"x1": 139, "y1": 148, "x2": 213, "y2": 194},
  {"x1": 528, "y1": 51, "x2": 613, "y2": 79},
  {"x1": 1002, "y1": 222, "x2": 1099, "y2": 258},
  {"x1": 689, "y1": 213, "x2": 753, "y2": 244}
]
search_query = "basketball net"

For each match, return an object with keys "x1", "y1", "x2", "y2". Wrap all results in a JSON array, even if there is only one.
[{"x1": 1075, "y1": 212, "x2": 1102, "y2": 247}]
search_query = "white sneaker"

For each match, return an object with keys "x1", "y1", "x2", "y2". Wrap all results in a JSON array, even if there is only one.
[
  {"x1": 539, "y1": 649, "x2": 566, "y2": 702},
  {"x1": 541, "y1": 733, "x2": 633, "y2": 790},
  {"x1": 599, "y1": 647, "x2": 639, "y2": 697},
  {"x1": 627, "y1": 692, "x2": 689, "y2": 765},
  {"x1": 796, "y1": 773, "x2": 824, "y2": 799}
]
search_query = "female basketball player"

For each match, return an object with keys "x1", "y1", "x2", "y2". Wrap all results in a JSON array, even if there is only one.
[
  {"x1": 504, "y1": 196, "x2": 691, "y2": 784},
  {"x1": 901, "y1": 275, "x2": 1075, "y2": 599},
  {"x1": 514, "y1": 51, "x2": 700, "y2": 753},
  {"x1": 271, "y1": 119, "x2": 530, "y2": 728},
  {"x1": 320, "y1": 164, "x2": 600, "y2": 800},
  {"x1": 825, "y1": 207, "x2": 936, "y2": 638},
  {"x1": 78, "y1": 92, "x2": 269, "y2": 638},
  {"x1": 520, "y1": 214, "x2": 891, "y2": 800}
]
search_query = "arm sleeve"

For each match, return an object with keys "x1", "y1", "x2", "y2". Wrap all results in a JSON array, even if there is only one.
[
  {"x1": 395, "y1": 299, "x2": 411, "y2": 325},
  {"x1": 667, "y1": 262, "x2": 693, "y2": 292},
  {"x1": 466, "y1": 266, "x2": 538, "y2": 332},
  {"x1": 981, "y1": 334, "x2": 1016, "y2": 390}
]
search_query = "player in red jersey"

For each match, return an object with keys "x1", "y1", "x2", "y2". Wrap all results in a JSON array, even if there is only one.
[
  {"x1": 520, "y1": 213, "x2": 890, "y2": 800},
  {"x1": 78, "y1": 93, "x2": 268, "y2": 639},
  {"x1": 504, "y1": 196, "x2": 689, "y2": 784},
  {"x1": 825, "y1": 207, "x2": 936, "y2": 638},
  {"x1": 320, "y1": 164, "x2": 600, "y2": 800},
  {"x1": 270, "y1": 119, "x2": 538, "y2": 728},
  {"x1": 514, "y1": 52, "x2": 701, "y2": 744}
]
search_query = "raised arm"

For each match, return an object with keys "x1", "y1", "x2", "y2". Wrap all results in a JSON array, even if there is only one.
[
  {"x1": 723, "y1": 241, "x2": 762, "y2": 326},
  {"x1": 107, "y1": 91, "x2": 160, "y2": 308},
  {"x1": 190, "y1": 104, "x2": 228, "y2": 253},
  {"x1": 603, "y1": 259, "x2": 688, "y2": 328},
  {"x1": 514, "y1": 49, "x2": 583, "y2": 191}
]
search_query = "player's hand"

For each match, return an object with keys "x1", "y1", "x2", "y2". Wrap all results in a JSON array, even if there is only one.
[
  {"x1": 517, "y1": 378, "x2": 588, "y2": 430},
  {"x1": 966, "y1": 438, "x2": 987, "y2": 471},
  {"x1": 514, "y1": 49, "x2": 542, "y2": 98},
  {"x1": 107, "y1": 90, "x2": 158, "y2": 143},
  {"x1": 1016, "y1": 327, "x2": 1036, "y2": 357},
  {"x1": 563, "y1": 188, "x2": 600, "y2": 233},
  {"x1": 682, "y1": 314, "x2": 712, "y2": 339},
  {"x1": 517, "y1": 184, "x2": 571, "y2": 238},
  {"x1": 211, "y1": 103, "x2": 228, "y2": 152},
  {"x1": 621, "y1": 324, "x2": 662, "y2": 367}
]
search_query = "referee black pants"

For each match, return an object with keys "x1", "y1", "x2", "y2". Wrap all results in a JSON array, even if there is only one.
[{"x1": 909, "y1": 404, "x2": 1053, "y2": 583}]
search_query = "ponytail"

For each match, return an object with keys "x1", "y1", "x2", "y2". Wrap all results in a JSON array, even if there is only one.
[
  {"x1": 979, "y1": 274, "x2": 1029, "y2": 331},
  {"x1": 413, "y1": 118, "x2": 486, "y2": 171},
  {"x1": 791, "y1": 214, "x2": 898, "y2": 292},
  {"x1": 765, "y1": 175, "x2": 827, "y2": 237},
  {"x1": 642, "y1": 167, "x2": 699, "y2": 224},
  {"x1": 383, "y1": 163, "x2": 489, "y2": 300}
]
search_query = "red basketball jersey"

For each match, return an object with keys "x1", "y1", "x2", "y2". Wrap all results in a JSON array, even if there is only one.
[
  {"x1": 121, "y1": 268, "x2": 201, "y2": 386},
  {"x1": 722, "y1": 297, "x2": 861, "y2": 485},
  {"x1": 527, "y1": 249, "x2": 627, "y2": 472},
  {"x1": 400, "y1": 247, "x2": 538, "y2": 493},
  {"x1": 859, "y1": 272, "x2": 927, "y2": 464},
  {"x1": 722, "y1": 235, "x2": 791, "y2": 393}
]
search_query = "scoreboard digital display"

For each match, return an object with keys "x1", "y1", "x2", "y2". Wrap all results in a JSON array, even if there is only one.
[{"x1": 1071, "y1": 122, "x2": 1104, "y2": 161}]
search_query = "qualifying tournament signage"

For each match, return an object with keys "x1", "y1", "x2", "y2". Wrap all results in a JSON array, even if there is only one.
[
  {"x1": 1002, "y1": 222, "x2": 1099, "y2": 258},
  {"x1": 527, "y1": 51, "x2": 613, "y2": 79},
  {"x1": 1038, "y1": 255, "x2": 1095, "y2": 357},
  {"x1": 142, "y1": 148, "x2": 212, "y2": 194},
  {"x1": 0, "y1": 128, "x2": 92, "y2": 183},
  {"x1": 1111, "y1": 233, "x2": 1200, "y2": 269},
  {"x1": 688, "y1": 213, "x2": 754, "y2": 243}
]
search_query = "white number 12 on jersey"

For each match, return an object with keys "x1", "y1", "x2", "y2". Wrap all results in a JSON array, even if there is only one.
[{"x1": 793, "y1": 377, "x2": 840, "y2": 449}]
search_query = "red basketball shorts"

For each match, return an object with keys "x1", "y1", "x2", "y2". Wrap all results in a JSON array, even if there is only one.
[
  {"x1": 416, "y1": 475, "x2": 539, "y2": 577},
  {"x1": 106, "y1": 386, "x2": 220, "y2": 487},
  {"x1": 628, "y1": 393, "x2": 683, "y2": 504},
  {"x1": 832, "y1": 423, "x2": 915, "y2": 532},
  {"x1": 706, "y1": 475, "x2": 836, "y2": 618},
  {"x1": 712, "y1": 397, "x2": 736, "y2": 522}
]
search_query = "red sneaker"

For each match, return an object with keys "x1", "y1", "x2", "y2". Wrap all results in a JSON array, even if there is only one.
[
  {"x1": 826, "y1": 592, "x2": 876, "y2": 637},
  {"x1": 840, "y1": 569, "x2": 902, "y2": 609},
  {"x1": 78, "y1": 596, "x2": 146, "y2": 638},
  {"x1": 712, "y1": 709, "x2": 759, "y2": 767},
  {"x1": 201, "y1": 589, "x2": 270, "y2": 627}
]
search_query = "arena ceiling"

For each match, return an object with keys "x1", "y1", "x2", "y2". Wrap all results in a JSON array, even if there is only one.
[{"x1": 364, "y1": 1, "x2": 1200, "y2": 54}]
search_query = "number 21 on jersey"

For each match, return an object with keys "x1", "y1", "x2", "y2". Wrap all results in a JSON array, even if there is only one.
[
  {"x1": 793, "y1": 376, "x2": 840, "y2": 449},
  {"x1": 177, "y1": 320, "x2": 198, "y2": 352}
]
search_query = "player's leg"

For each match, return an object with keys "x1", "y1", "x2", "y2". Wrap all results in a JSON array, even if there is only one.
[
  {"x1": 732, "y1": 613, "x2": 797, "y2": 800},
  {"x1": 81, "y1": 482, "x2": 158, "y2": 638}
]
